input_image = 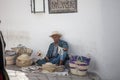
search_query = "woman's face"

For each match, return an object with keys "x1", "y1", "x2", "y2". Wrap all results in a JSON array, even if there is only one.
[{"x1": 52, "y1": 35, "x2": 60, "y2": 43}]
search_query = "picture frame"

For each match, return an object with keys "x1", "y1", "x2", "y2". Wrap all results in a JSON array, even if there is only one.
[
  {"x1": 31, "y1": 0, "x2": 45, "y2": 13},
  {"x1": 48, "y1": 0, "x2": 77, "y2": 14}
]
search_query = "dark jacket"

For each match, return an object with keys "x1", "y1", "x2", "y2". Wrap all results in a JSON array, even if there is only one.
[
  {"x1": 0, "y1": 31, "x2": 9, "y2": 80},
  {"x1": 46, "y1": 39, "x2": 68, "y2": 58}
]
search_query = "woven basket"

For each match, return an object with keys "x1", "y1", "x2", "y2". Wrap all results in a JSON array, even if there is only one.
[
  {"x1": 69, "y1": 56, "x2": 90, "y2": 76},
  {"x1": 6, "y1": 56, "x2": 15, "y2": 61},
  {"x1": 5, "y1": 50, "x2": 16, "y2": 65},
  {"x1": 16, "y1": 54, "x2": 32, "y2": 67},
  {"x1": 11, "y1": 47, "x2": 33, "y2": 56},
  {"x1": 42, "y1": 62, "x2": 56, "y2": 72},
  {"x1": 69, "y1": 61, "x2": 88, "y2": 76},
  {"x1": 70, "y1": 68, "x2": 87, "y2": 76},
  {"x1": 6, "y1": 60, "x2": 15, "y2": 65}
]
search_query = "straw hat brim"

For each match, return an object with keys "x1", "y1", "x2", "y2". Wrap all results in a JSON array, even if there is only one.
[
  {"x1": 50, "y1": 34, "x2": 62, "y2": 37},
  {"x1": 49, "y1": 31, "x2": 62, "y2": 37}
]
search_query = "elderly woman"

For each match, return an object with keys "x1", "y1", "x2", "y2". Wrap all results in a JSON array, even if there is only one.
[{"x1": 36, "y1": 31, "x2": 69, "y2": 65}]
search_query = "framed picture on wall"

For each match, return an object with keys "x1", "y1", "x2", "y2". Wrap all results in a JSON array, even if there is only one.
[
  {"x1": 48, "y1": 0, "x2": 77, "y2": 14},
  {"x1": 31, "y1": 0, "x2": 45, "y2": 13}
]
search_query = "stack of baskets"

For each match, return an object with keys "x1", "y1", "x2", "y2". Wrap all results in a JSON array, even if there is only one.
[
  {"x1": 5, "y1": 50, "x2": 16, "y2": 65},
  {"x1": 69, "y1": 55, "x2": 90, "y2": 76}
]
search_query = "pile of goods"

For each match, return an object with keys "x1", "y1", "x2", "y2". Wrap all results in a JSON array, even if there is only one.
[
  {"x1": 16, "y1": 54, "x2": 33, "y2": 67},
  {"x1": 11, "y1": 44, "x2": 33, "y2": 56},
  {"x1": 41, "y1": 62, "x2": 65, "y2": 73},
  {"x1": 69, "y1": 55, "x2": 91, "y2": 76},
  {"x1": 5, "y1": 50, "x2": 16, "y2": 65},
  {"x1": 42, "y1": 62, "x2": 56, "y2": 73},
  {"x1": 5, "y1": 44, "x2": 33, "y2": 67}
]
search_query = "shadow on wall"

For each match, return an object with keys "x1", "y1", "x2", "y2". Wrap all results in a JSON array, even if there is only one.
[{"x1": 4, "y1": 30, "x2": 31, "y2": 49}]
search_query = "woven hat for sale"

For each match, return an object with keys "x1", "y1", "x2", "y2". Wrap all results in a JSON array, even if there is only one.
[
  {"x1": 16, "y1": 54, "x2": 32, "y2": 67},
  {"x1": 42, "y1": 62, "x2": 56, "y2": 72}
]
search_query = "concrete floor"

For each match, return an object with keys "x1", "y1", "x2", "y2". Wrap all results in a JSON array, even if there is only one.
[{"x1": 6, "y1": 65, "x2": 100, "y2": 80}]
